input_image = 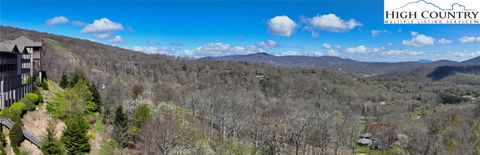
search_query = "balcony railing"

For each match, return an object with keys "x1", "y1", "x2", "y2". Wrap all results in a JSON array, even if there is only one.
[{"x1": 0, "y1": 59, "x2": 17, "y2": 64}]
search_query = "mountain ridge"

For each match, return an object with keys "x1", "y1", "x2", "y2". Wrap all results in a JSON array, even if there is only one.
[{"x1": 201, "y1": 52, "x2": 479, "y2": 77}]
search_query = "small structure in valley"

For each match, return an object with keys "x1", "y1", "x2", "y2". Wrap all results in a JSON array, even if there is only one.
[{"x1": 357, "y1": 133, "x2": 372, "y2": 146}]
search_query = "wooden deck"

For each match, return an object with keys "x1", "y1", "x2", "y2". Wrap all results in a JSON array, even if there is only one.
[{"x1": 0, "y1": 117, "x2": 41, "y2": 148}]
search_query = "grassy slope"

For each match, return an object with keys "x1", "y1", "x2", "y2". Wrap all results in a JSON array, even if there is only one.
[
  {"x1": 44, "y1": 80, "x2": 106, "y2": 155},
  {"x1": 45, "y1": 38, "x2": 77, "y2": 66},
  {"x1": 45, "y1": 80, "x2": 66, "y2": 118}
]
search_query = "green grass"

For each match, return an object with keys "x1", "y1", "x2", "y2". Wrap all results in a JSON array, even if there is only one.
[
  {"x1": 45, "y1": 80, "x2": 65, "y2": 118},
  {"x1": 409, "y1": 111, "x2": 424, "y2": 119},
  {"x1": 93, "y1": 114, "x2": 105, "y2": 133},
  {"x1": 98, "y1": 140, "x2": 117, "y2": 155},
  {"x1": 45, "y1": 38, "x2": 77, "y2": 66},
  {"x1": 356, "y1": 146, "x2": 405, "y2": 155}
]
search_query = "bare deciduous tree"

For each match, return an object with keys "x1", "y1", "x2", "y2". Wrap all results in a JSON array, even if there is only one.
[{"x1": 137, "y1": 114, "x2": 180, "y2": 155}]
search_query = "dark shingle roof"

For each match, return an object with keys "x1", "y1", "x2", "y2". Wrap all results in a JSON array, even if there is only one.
[{"x1": 0, "y1": 36, "x2": 42, "y2": 53}]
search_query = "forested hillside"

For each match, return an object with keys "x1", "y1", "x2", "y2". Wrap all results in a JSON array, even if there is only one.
[{"x1": 1, "y1": 26, "x2": 479, "y2": 154}]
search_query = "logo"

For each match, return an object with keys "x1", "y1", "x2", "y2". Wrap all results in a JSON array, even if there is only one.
[{"x1": 384, "y1": 0, "x2": 480, "y2": 24}]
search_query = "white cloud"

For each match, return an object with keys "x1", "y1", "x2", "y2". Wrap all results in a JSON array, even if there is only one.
[
  {"x1": 308, "y1": 51, "x2": 324, "y2": 57},
  {"x1": 131, "y1": 46, "x2": 174, "y2": 55},
  {"x1": 268, "y1": 16, "x2": 297, "y2": 37},
  {"x1": 279, "y1": 51, "x2": 302, "y2": 56},
  {"x1": 326, "y1": 49, "x2": 341, "y2": 56},
  {"x1": 257, "y1": 40, "x2": 278, "y2": 48},
  {"x1": 109, "y1": 35, "x2": 123, "y2": 44},
  {"x1": 449, "y1": 51, "x2": 480, "y2": 58},
  {"x1": 322, "y1": 43, "x2": 332, "y2": 49},
  {"x1": 346, "y1": 45, "x2": 368, "y2": 54},
  {"x1": 438, "y1": 38, "x2": 452, "y2": 45},
  {"x1": 384, "y1": 50, "x2": 423, "y2": 56},
  {"x1": 459, "y1": 36, "x2": 480, "y2": 43},
  {"x1": 81, "y1": 18, "x2": 124, "y2": 33},
  {"x1": 308, "y1": 14, "x2": 361, "y2": 32},
  {"x1": 45, "y1": 16, "x2": 69, "y2": 25},
  {"x1": 402, "y1": 32, "x2": 435, "y2": 47},
  {"x1": 72, "y1": 20, "x2": 86, "y2": 27},
  {"x1": 185, "y1": 42, "x2": 263, "y2": 57},
  {"x1": 371, "y1": 29, "x2": 387, "y2": 37}
]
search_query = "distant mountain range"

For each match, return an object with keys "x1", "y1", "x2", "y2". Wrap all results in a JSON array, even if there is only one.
[{"x1": 201, "y1": 52, "x2": 479, "y2": 77}]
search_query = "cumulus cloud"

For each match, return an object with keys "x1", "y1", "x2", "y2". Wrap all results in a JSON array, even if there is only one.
[
  {"x1": 81, "y1": 18, "x2": 124, "y2": 33},
  {"x1": 322, "y1": 43, "x2": 332, "y2": 49},
  {"x1": 257, "y1": 40, "x2": 278, "y2": 48},
  {"x1": 80, "y1": 18, "x2": 125, "y2": 41},
  {"x1": 371, "y1": 29, "x2": 387, "y2": 37},
  {"x1": 325, "y1": 49, "x2": 341, "y2": 56},
  {"x1": 459, "y1": 36, "x2": 480, "y2": 43},
  {"x1": 109, "y1": 35, "x2": 124, "y2": 44},
  {"x1": 185, "y1": 42, "x2": 263, "y2": 57},
  {"x1": 402, "y1": 32, "x2": 435, "y2": 47},
  {"x1": 268, "y1": 16, "x2": 297, "y2": 37},
  {"x1": 438, "y1": 38, "x2": 452, "y2": 45},
  {"x1": 45, "y1": 16, "x2": 69, "y2": 25},
  {"x1": 308, "y1": 14, "x2": 361, "y2": 32},
  {"x1": 131, "y1": 46, "x2": 175, "y2": 55},
  {"x1": 346, "y1": 45, "x2": 368, "y2": 54},
  {"x1": 279, "y1": 51, "x2": 302, "y2": 56},
  {"x1": 321, "y1": 43, "x2": 342, "y2": 56}
]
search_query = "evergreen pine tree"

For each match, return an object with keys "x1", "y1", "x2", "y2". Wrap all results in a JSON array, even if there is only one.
[
  {"x1": 89, "y1": 83, "x2": 102, "y2": 112},
  {"x1": 41, "y1": 121, "x2": 63, "y2": 155},
  {"x1": 133, "y1": 103, "x2": 151, "y2": 129},
  {"x1": 113, "y1": 106, "x2": 128, "y2": 148},
  {"x1": 9, "y1": 119, "x2": 24, "y2": 152},
  {"x1": 61, "y1": 115, "x2": 90, "y2": 154}
]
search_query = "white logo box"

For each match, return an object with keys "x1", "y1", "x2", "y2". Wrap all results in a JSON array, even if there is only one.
[{"x1": 384, "y1": 0, "x2": 480, "y2": 24}]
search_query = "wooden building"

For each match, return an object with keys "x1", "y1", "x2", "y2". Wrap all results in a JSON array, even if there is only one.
[{"x1": 0, "y1": 36, "x2": 42, "y2": 109}]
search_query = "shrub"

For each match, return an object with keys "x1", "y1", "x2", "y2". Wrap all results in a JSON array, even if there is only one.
[
  {"x1": 22, "y1": 93, "x2": 40, "y2": 111},
  {"x1": 42, "y1": 80, "x2": 49, "y2": 90},
  {"x1": 24, "y1": 101, "x2": 35, "y2": 111},
  {"x1": 87, "y1": 131, "x2": 96, "y2": 139},
  {"x1": 35, "y1": 89, "x2": 44, "y2": 103},
  {"x1": 86, "y1": 102, "x2": 97, "y2": 113},
  {"x1": 9, "y1": 102, "x2": 27, "y2": 118},
  {"x1": 24, "y1": 93, "x2": 40, "y2": 104}
]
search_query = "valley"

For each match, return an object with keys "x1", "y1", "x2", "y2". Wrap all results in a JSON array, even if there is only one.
[{"x1": 0, "y1": 26, "x2": 479, "y2": 154}]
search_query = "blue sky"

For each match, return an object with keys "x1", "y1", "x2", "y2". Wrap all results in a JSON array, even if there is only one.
[{"x1": 1, "y1": 0, "x2": 480, "y2": 62}]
